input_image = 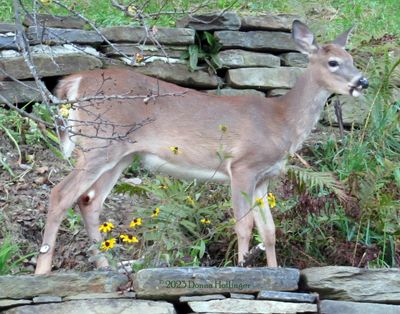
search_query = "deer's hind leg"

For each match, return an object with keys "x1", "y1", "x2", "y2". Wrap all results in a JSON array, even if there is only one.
[
  {"x1": 35, "y1": 149, "x2": 131, "y2": 274},
  {"x1": 78, "y1": 155, "x2": 133, "y2": 269}
]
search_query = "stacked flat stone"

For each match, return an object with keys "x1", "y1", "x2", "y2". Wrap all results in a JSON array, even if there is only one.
[{"x1": 1, "y1": 267, "x2": 398, "y2": 313}]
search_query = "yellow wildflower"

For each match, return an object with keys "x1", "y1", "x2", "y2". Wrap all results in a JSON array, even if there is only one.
[
  {"x1": 40, "y1": 0, "x2": 52, "y2": 5},
  {"x1": 135, "y1": 52, "x2": 144, "y2": 64},
  {"x1": 169, "y1": 146, "x2": 181, "y2": 155},
  {"x1": 127, "y1": 5, "x2": 137, "y2": 15},
  {"x1": 99, "y1": 222, "x2": 114, "y2": 233},
  {"x1": 59, "y1": 103, "x2": 71, "y2": 118},
  {"x1": 159, "y1": 184, "x2": 168, "y2": 190},
  {"x1": 186, "y1": 196, "x2": 195, "y2": 206},
  {"x1": 219, "y1": 124, "x2": 228, "y2": 133},
  {"x1": 120, "y1": 234, "x2": 139, "y2": 243},
  {"x1": 100, "y1": 238, "x2": 116, "y2": 251},
  {"x1": 267, "y1": 193, "x2": 276, "y2": 208},
  {"x1": 130, "y1": 218, "x2": 142, "y2": 228},
  {"x1": 255, "y1": 197, "x2": 265, "y2": 208},
  {"x1": 200, "y1": 218, "x2": 211, "y2": 224},
  {"x1": 151, "y1": 207, "x2": 160, "y2": 218}
]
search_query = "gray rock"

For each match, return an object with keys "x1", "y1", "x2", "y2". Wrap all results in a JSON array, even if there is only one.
[
  {"x1": 280, "y1": 52, "x2": 308, "y2": 67},
  {"x1": 63, "y1": 292, "x2": 136, "y2": 300},
  {"x1": 177, "y1": 12, "x2": 241, "y2": 31},
  {"x1": 323, "y1": 95, "x2": 369, "y2": 126},
  {"x1": 101, "y1": 27, "x2": 195, "y2": 45},
  {"x1": 0, "y1": 51, "x2": 102, "y2": 80},
  {"x1": 101, "y1": 44, "x2": 187, "y2": 58},
  {"x1": 301, "y1": 266, "x2": 400, "y2": 304},
  {"x1": 267, "y1": 89, "x2": 289, "y2": 97},
  {"x1": 24, "y1": 14, "x2": 87, "y2": 29},
  {"x1": 215, "y1": 30, "x2": 297, "y2": 52},
  {"x1": 230, "y1": 293, "x2": 255, "y2": 300},
  {"x1": 0, "y1": 23, "x2": 16, "y2": 33},
  {"x1": 179, "y1": 294, "x2": 226, "y2": 302},
  {"x1": 134, "y1": 267, "x2": 299, "y2": 298},
  {"x1": 3, "y1": 299, "x2": 176, "y2": 314},
  {"x1": 257, "y1": 290, "x2": 317, "y2": 303},
  {"x1": 134, "y1": 61, "x2": 221, "y2": 89},
  {"x1": 188, "y1": 299, "x2": 317, "y2": 313},
  {"x1": 0, "y1": 36, "x2": 17, "y2": 50},
  {"x1": 0, "y1": 271, "x2": 128, "y2": 299},
  {"x1": 0, "y1": 81, "x2": 42, "y2": 104},
  {"x1": 218, "y1": 49, "x2": 280, "y2": 68},
  {"x1": 320, "y1": 300, "x2": 400, "y2": 314},
  {"x1": 241, "y1": 14, "x2": 302, "y2": 31},
  {"x1": 28, "y1": 26, "x2": 103, "y2": 45},
  {"x1": 0, "y1": 300, "x2": 32, "y2": 309},
  {"x1": 206, "y1": 88, "x2": 265, "y2": 97},
  {"x1": 227, "y1": 67, "x2": 304, "y2": 90},
  {"x1": 33, "y1": 295, "x2": 62, "y2": 303}
]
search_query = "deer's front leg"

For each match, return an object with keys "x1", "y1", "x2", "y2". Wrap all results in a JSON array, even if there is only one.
[
  {"x1": 230, "y1": 171, "x2": 256, "y2": 265},
  {"x1": 253, "y1": 182, "x2": 277, "y2": 267}
]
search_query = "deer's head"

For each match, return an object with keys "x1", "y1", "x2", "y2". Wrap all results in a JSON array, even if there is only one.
[{"x1": 292, "y1": 20, "x2": 368, "y2": 97}]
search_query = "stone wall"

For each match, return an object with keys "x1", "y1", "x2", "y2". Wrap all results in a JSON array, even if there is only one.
[
  {"x1": 0, "y1": 266, "x2": 399, "y2": 313},
  {"x1": 0, "y1": 13, "x2": 369, "y2": 127}
]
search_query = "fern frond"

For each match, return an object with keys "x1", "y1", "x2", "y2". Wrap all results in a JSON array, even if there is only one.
[{"x1": 287, "y1": 165, "x2": 349, "y2": 202}]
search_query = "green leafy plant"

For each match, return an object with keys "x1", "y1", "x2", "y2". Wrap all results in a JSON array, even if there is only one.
[
  {"x1": 181, "y1": 31, "x2": 222, "y2": 73},
  {"x1": 0, "y1": 236, "x2": 35, "y2": 275}
]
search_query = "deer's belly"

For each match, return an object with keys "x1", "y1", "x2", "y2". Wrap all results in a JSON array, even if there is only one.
[{"x1": 142, "y1": 154, "x2": 230, "y2": 182}]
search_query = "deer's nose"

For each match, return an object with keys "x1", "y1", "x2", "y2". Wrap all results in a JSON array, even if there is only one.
[{"x1": 358, "y1": 77, "x2": 369, "y2": 89}]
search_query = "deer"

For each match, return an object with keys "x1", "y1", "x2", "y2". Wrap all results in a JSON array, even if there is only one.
[{"x1": 34, "y1": 20, "x2": 368, "y2": 274}]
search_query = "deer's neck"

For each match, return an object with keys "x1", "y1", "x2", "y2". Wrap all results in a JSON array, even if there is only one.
[{"x1": 280, "y1": 68, "x2": 331, "y2": 154}]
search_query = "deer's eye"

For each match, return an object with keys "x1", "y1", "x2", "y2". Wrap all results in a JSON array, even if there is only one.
[{"x1": 328, "y1": 60, "x2": 339, "y2": 67}]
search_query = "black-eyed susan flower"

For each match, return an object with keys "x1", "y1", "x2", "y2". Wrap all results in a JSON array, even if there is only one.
[
  {"x1": 186, "y1": 196, "x2": 195, "y2": 206},
  {"x1": 151, "y1": 207, "x2": 160, "y2": 218},
  {"x1": 99, "y1": 222, "x2": 114, "y2": 233},
  {"x1": 267, "y1": 193, "x2": 276, "y2": 208},
  {"x1": 255, "y1": 197, "x2": 265, "y2": 208},
  {"x1": 120, "y1": 234, "x2": 139, "y2": 243},
  {"x1": 169, "y1": 146, "x2": 180, "y2": 155},
  {"x1": 200, "y1": 218, "x2": 211, "y2": 224},
  {"x1": 130, "y1": 218, "x2": 142, "y2": 228},
  {"x1": 100, "y1": 238, "x2": 116, "y2": 251}
]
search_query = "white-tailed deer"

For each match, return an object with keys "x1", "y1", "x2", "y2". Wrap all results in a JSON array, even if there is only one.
[{"x1": 35, "y1": 20, "x2": 368, "y2": 274}]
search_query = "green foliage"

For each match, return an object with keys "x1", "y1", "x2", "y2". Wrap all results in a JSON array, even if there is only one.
[
  {"x1": 0, "y1": 104, "x2": 63, "y2": 173},
  {"x1": 64, "y1": 208, "x2": 82, "y2": 232},
  {"x1": 181, "y1": 32, "x2": 222, "y2": 73},
  {"x1": 287, "y1": 165, "x2": 348, "y2": 202},
  {"x1": 113, "y1": 176, "x2": 234, "y2": 267},
  {"x1": 0, "y1": 236, "x2": 35, "y2": 275}
]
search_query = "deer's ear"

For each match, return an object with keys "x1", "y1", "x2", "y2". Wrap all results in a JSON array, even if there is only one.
[
  {"x1": 292, "y1": 20, "x2": 319, "y2": 55},
  {"x1": 332, "y1": 26, "x2": 354, "y2": 48}
]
